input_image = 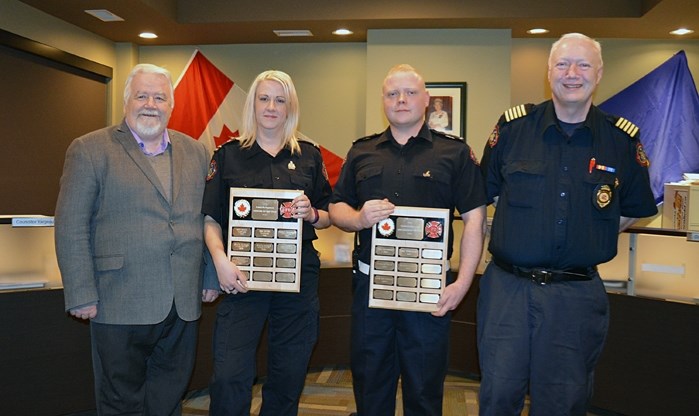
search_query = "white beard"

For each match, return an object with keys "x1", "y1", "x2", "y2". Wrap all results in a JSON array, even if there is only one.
[{"x1": 134, "y1": 115, "x2": 164, "y2": 138}]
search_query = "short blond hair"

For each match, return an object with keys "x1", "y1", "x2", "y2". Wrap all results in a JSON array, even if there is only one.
[{"x1": 383, "y1": 64, "x2": 426, "y2": 91}]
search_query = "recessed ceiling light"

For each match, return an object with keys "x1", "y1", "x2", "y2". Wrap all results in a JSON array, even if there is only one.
[
  {"x1": 333, "y1": 28, "x2": 353, "y2": 36},
  {"x1": 273, "y1": 30, "x2": 313, "y2": 37},
  {"x1": 139, "y1": 32, "x2": 158, "y2": 39},
  {"x1": 670, "y1": 28, "x2": 694, "y2": 36},
  {"x1": 526, "y1": 28, "x2": 549, "y2": 35},
  {"x1": 84, "y1": 9, "x2": 124, "y2": 22}
]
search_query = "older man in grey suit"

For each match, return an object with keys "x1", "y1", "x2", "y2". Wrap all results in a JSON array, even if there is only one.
[{"x1": 55, "y1": 63, "x2": 214, "y2": 415}]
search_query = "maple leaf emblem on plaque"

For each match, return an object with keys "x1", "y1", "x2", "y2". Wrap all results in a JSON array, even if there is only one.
[
  {"x1": 234, "y1": 199, "x2": 251, "y2": 218},
  {"x1": 377, "y1": 218, "x2": 395, "y2": 237}
]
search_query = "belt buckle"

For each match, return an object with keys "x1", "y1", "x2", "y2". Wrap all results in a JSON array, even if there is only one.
[{"x1": 530, "y1": 269, "x2": 551, "y2": 285}]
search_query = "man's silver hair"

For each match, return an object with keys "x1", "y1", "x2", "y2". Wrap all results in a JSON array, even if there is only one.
[
  {"x1": 548, "y1": 33, "x2": 603, "y2": 69},
  {"x1": 123, "y1": 63, "x2": 175, "y2": 108}
]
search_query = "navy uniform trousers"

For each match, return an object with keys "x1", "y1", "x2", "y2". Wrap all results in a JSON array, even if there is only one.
[
  {"x1": 477, "y1": 264, "x2": 609, "y2": 416},
  {"x1": 209, "y1": 242, "x2": 320, "y2": 416},
  {"x1": 351, "y1": 268, "x2": 451, "y2": 416}
]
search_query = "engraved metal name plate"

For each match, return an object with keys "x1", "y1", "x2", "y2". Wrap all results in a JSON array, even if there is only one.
[
  {"x1": 368, "y1": 206, "x2": 450, "y2": 312},
  {"x1": 230, "y1": 256, "x2": 251, "y2": 266},
  {"x1": 232, "y1": 227, "x2": 252, "y2": 237},
  {"x1": 254, "y1": 228, "x2": 274, "y2": 238},
  {"x1": 228, "y1": 188, "x2": 303, "y2": 292},
  {"x1": 251, "y1": 199, "x2": 279, "y2": 221},
  {"x1": 375, "y1": 246, "x2": 396, "y2": 256}
]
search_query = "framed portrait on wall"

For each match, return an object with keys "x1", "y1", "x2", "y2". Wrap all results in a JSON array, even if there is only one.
[{"x1": 425, "y1": 82, "x2": 467, "y2": 138}]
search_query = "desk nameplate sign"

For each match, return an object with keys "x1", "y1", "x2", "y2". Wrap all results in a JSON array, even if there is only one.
[
  {"x1": 369, "y1": 206, "x2": 450, "y2": 312},
  {"x1": 228, "y1": 188, "x2": 303, "y2": 292}
]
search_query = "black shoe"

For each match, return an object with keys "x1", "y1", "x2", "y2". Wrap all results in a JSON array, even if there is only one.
[{"x1": 349, "y1": 413, "x2": 357, "y2": 416}]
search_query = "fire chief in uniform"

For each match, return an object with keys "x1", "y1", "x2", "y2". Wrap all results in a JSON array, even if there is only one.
[
  {"x1": 478, "y1": 33, "x2": 657, "y2": 415},
  {"x1": 329, "y1": 64, "x2": 486, "y2": 416}
]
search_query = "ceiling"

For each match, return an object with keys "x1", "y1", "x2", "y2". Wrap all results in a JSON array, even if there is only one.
[{"x1": 18, "y1": 0, "x2": 699, "y2": 45}]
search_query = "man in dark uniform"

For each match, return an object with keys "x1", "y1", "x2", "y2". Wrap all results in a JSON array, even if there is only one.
[
  {"x1": 478, "y1": 33, "x2": 657, "y2": 415},
  {"x1": 329, "y1": 64, "x2": 487, "y2": 416}
]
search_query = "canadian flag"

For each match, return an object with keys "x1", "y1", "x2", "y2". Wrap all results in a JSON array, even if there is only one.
[{"x1": 168, "y1": 50, "x2": 344, "y2": 186}]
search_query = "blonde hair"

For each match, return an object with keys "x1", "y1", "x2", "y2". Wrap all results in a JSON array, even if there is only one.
[{"x1": 238, "y1": 70, "x2": 301, "y2": 154}]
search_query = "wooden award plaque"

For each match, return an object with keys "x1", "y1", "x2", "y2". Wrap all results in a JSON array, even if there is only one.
[
  {"x1": 369, "y1": 206, "x2": 450, "y2": 312},
  {"x1": 228, "y1": 188, "x2": 303, "y2": 292}
]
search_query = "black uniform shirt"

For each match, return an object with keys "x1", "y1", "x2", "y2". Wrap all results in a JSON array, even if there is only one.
[
  {"x1": 202, "y1": 139, "x2": 332, "y2": 241},
  {"x1": 331, "y1": 124, "x2": 486, "y2": 263},
  {"x1": 481, "y1": 100, "x2": 657, "y2": 269}
]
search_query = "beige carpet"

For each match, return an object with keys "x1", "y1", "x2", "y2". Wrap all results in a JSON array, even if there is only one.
[{"x1": 182, "y1": 366, "x2": 523, "y2": 415}]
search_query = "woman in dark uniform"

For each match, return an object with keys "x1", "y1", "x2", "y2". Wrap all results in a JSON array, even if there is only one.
[{"x1": 202, "y1": 70, "x2": 332, "y2": 416}]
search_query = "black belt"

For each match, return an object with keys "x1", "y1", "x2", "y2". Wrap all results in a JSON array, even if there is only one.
[{"x1": 492, "y1": 257, "x2": 597, "y2": 285}]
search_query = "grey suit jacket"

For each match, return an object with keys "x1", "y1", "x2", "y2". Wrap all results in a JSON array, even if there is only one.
[{"x1": 55, "y1": 120, "x2": 209, "y2": 324}]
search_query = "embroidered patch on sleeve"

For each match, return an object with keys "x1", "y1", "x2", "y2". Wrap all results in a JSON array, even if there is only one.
[
  {"x1": 206, "y1": 160, "x2": 218, "y2": 181},
  {"x1": 635, "y1": 142, "x2": 650, "y2": 167},
  {"x1": 487, "y1": 125, "x2": 499, "y2": 148}
]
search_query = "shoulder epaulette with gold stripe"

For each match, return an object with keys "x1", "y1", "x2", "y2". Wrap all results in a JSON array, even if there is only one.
[
  {"x1": 503, "y1": 104, "x2": 527, "y2": 123},
  {"x1": 504, "y1": 104, "x2": 528, "y2": 122},
  {"x1": 614, "y1": 117, "x2": 639, "y2": 138}
]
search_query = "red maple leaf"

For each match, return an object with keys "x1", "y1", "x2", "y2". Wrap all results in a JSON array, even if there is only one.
[{"x1": 214, "y1": 124, "x2": 239, "y2": 148}]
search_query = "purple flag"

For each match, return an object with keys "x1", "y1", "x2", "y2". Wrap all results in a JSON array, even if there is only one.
[{"x1": 599, "y1": 50, "x2": 699, "y2": 203}]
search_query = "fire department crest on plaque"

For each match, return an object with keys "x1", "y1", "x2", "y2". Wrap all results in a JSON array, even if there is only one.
[
  {"x1": 279, "y1": 201, "x2": 294, "y2": 219},
  {"x1": 425, "y1": 221, "x2": 443, "y2": 239}
]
